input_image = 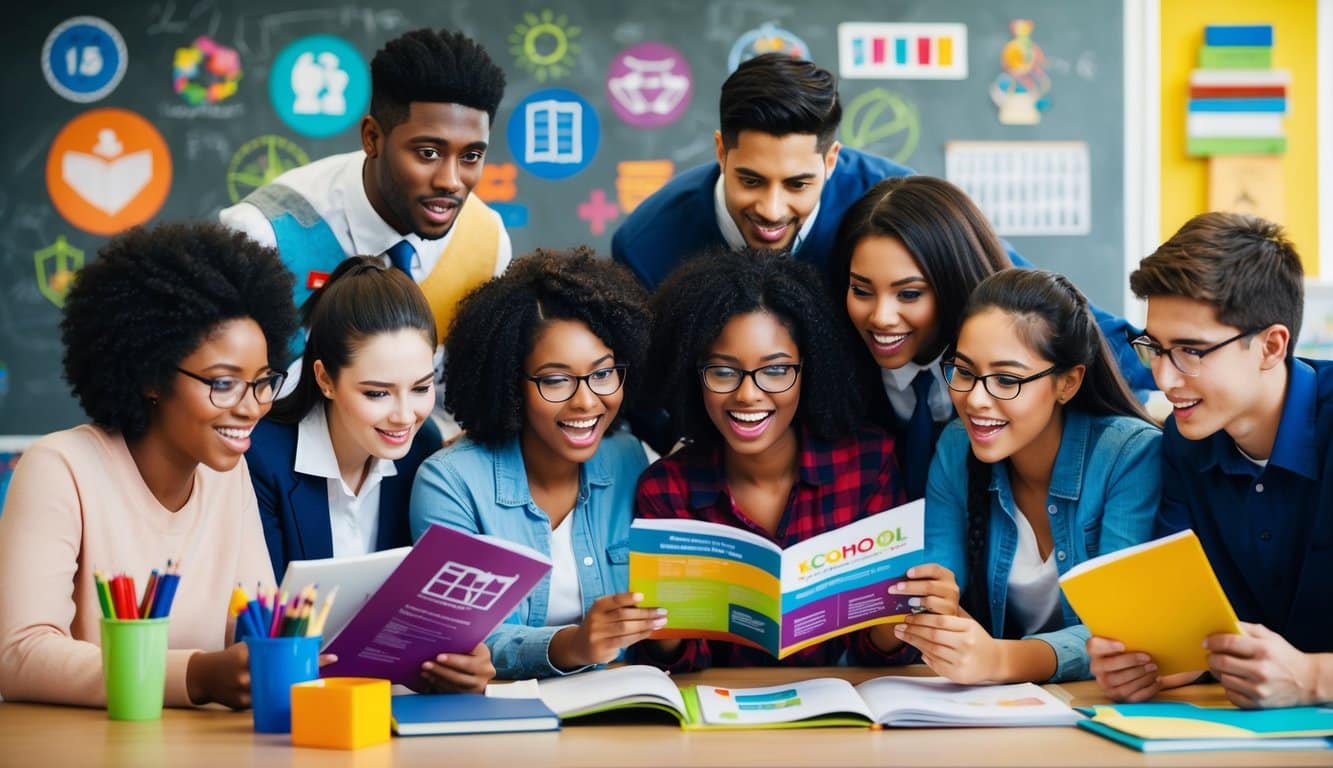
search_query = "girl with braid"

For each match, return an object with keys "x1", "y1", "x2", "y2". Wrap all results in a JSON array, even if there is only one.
[{"x1": 892, "y1": 269, "x2": 1160, "y2": 684}]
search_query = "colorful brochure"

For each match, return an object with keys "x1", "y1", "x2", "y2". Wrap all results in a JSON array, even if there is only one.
[
  {"x1": 629, "y1": 500, "x2": 925, "y2": 658},
  {"x1": 1076, "y1": 702, "x2": 1333, "y2": 753},
  {"x1": 487, "y1": 667, "x2": 1083, "y2": 730},
  {"x1": 321, "y1": 524, "x2": 550, "y2": 688}
]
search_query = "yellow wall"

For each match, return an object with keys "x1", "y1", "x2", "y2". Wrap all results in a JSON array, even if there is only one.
[{"x1": 1160, "y1": 0, "x2": 1319, "y2": 275}]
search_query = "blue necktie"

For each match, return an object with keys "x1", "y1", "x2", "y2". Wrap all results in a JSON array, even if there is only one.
[
  {"x1": 385, "y1": 239, "x2": 416, "y2": 275},
  {"x1": 900, "y1": 370, "x2": 936, "y2": 500}
]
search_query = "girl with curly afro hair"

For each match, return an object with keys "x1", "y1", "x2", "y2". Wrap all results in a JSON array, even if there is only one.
[
  {"x1": 0, "y1": 222, "x2": 305, "y2": 711},
  {"x1": 410, "y1": 248, "x2": 658, "y2": 679},
  {"x1": 631, "y1": 248, "x2": 911, "y2": 673}
]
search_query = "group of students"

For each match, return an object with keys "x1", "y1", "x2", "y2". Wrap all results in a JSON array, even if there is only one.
[{"x1": 0, "y1": 26, "x2": 1328, "y2": 719}]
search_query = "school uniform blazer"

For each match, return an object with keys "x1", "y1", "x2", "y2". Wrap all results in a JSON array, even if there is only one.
[{"x1": 246, "y1": 417, "x2": 443, "y2": 580}]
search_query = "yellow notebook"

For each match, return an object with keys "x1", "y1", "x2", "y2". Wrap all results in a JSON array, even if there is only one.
[{"x1": 1059, "y1": 530, "x2": 1240, "y2": 676}]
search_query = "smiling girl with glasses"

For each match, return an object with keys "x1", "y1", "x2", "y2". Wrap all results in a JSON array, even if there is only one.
[
  {"x1": 410, "y1": 248, "x2": 655, "y2": 680},
  {"x1": 887, "y1": 268, "x2": 1161, "y2": 686}
]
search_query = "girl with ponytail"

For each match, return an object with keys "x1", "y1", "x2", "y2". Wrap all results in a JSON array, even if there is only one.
[{"x1": 891, "y1": 269, "x2": 1161, "y2": 684}]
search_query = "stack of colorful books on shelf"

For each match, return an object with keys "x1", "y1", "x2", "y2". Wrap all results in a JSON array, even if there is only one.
[{"x1": 1186, "y1": 24, "x2": 1289, "y2": 156}]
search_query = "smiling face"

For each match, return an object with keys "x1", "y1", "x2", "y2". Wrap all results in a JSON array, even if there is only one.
[
  {"x1": 949, "y1": 308, "x2": 1083, "y2": 466},
  {"x1": 846, "y1": 235, "x2": 940, "y2": 369},
  {"x1": 316, "y1": 328, "x2": 436, "y2": 466},
  {"x1": 362, "y1": 101, "x2": 490, "y2": 240},
  {"x1": 1143, "y1": 295, "x2": 1273, "y2": 445},
  {"x1": 521, "y1": 319, "x2": 624, "y2": 467},
  {"x1": 147, "y1": 318, "x2": 274, "y2": 472},
  {"x1": 715, "y1": 130, "x2": 839, "y2": 252},
  {"x1": 700, "y1": 311, "x2": 803, "y2": 457}
]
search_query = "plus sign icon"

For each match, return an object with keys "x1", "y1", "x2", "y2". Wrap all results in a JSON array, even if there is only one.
[{"x1": 577, "y1": 189, "x2": 619, "y2": 236}]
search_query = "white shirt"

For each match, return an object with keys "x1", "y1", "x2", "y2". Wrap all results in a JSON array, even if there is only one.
[
  {"x1": 713, "y1": 174, "x2": 821, "y2": 253},
  {"x1": 293, "y1": 406, "x2": 397, "y2": 559},
  {"x1": 1006, "y1": 510, "x2": 1061, "y2": 637},
  {"x1": 544, "y1": 508, "x2": 584, "y2": 627},
  {"x1": 880, "y1": 354, "x2": 954, "y2": 424}
]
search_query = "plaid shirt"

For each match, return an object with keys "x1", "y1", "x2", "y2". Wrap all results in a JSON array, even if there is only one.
[{"x1": 629, "y1": 424, "x2": 914, "y2": 672}]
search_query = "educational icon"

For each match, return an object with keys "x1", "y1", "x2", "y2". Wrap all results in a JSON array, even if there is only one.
[
  {"x1": 577, "y1": 189, "x2": 619, "y2": 236},
  {"x1": 421, "y1": 562, "x2": 519, "y2": 611},
  {"x1": 841, "y1": 88, "x2": 920, "y2": 164},
  {"x1": 41, "y1": 16, "x2": 127, "y2": 103},
  {"x1": 838, "y1": 23, "x2": 968, "y2": 80},
  {"x1": 728, "y1": 22, "x2": 809, "y2": 72},
  {"x1": 47, "y1": 108, "x2": 172, "y2": 236},
  {"x1": 34, "y1": 236, "x2": 85, "y2": 308},
  {"x1": 615, "y1": 160, "x2": 674, "y2": 213},
  {"x1": 990, "y1": 20, "x2": 1051, "y2": 126},
  {"x1": 226, "y1": 135, "x2": 310, "y2": 203},
  {"x1": 509, "y1": 9, "x2": 582, "y2": 83},
  {"x1": 506, "y1": 88, "x2": 600, "y2": 180},
  {"x1": 474, "y1": 162, "x2": 519, "y2": 202},
  {"x1": 173, "y1": 36, "x2": 242, "y2": 105},
  {"x1": 606, "y1": 43, "x2": 692, "y2": 128},
  {"x1": 269, "y1": 35, "x2": 369, "y2": 138}
]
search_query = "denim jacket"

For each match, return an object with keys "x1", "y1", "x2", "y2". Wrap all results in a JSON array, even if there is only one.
[
  {"x1": 409, "y1": 430, "x2": 647, "y2": 679},
  {"x1": 925, "y1": 410, "x2": 1161, "y2": 682}
]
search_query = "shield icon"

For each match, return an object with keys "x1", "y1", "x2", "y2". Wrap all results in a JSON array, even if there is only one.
[{"x1": 34, "y1": 235, "x2": 85, "y2": 308}]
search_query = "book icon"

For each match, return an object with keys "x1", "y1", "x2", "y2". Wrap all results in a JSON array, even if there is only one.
[{"x1": 421, "y1": 562, "x2": 519, "y2": 611}]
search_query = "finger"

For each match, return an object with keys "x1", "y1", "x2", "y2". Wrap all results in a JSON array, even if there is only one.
[
  {"x1": 606, "y1": 606, "x2": 669, "y2": 623},
  {"x1": 1092, "y1": 652, "x2": 1154, "y2": 676},
  {"x1": 1086, "y1": 636, "x2": 1126, "y2": 656},
  {"x1": 317, "y1": 653, "x2": 339, "y2": 668},
  {"x1": 429, "y1": 652, "x2": 493, "y2": 675},
  {"x1": 598, "y1": 616, "x2": 669, "y2": 639},
  {"x1": 1099, "y1": 662, "x2": 1157, "y2": 690},
  {"x1": 422, "y1": 660, "x2": 495, "y2": 686},
  {"x1": 905, "y1": 564, "x2": 955, "y2": 582},
  {"x1": 1122, "y1": 680, "x2": 1160, "y2": 703},
  {"x1": 895, "y1": 623, "x2": 962, "y2": 656},
  {"x1": 1204, "y1": 631, "x2": 1261, "y2": 658},
  {"x1": 1214, "y1": 670, "x2": 1263, "y2": 704},
  {"x1": 1207, "y1": 651, "x2": 1260, "y2": 682},
  {"x1": 602, "y1": 591, "x2": 645, "y2": 609},
  {"x1": 902, "y1": 613, "x2": 968, "y2": 631},
  {"x1": 907, "y1": 595, "x2": 961, "y2": 615}
]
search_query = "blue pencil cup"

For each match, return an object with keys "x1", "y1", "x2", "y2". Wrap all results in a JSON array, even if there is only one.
[{"x1": 247, "y1": 636, "x2": 320, "y2": 733}]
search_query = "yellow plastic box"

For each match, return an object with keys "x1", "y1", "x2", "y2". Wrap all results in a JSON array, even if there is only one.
[{"x1": 290, "y1": 677, "x2": 391, "y2": 749}]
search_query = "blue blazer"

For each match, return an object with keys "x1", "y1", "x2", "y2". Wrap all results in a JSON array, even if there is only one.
[{"x1": 246, "y1": 416, "x2": 442, "y2": 580}]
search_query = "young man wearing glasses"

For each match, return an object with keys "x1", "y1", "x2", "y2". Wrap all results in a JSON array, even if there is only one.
[{"x1": 1089, "y1": 212, "x2": 1333, "y2": 708}]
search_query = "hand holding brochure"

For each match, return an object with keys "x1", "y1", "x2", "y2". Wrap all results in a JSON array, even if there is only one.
[
  {"x1": 320, "y1": 524, "x2": 551, "y2": 687},
  {"x1": 488, "y1": 666, "x2": 1082, "y2": 730},
  {"x1": 629, "y1": 500, "x2": 925, "y2": 657}
]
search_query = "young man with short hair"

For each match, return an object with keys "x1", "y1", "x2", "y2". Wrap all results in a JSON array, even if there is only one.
[{"x1": 1089, "y1": 212, "x2": 1333, "y2": 708}]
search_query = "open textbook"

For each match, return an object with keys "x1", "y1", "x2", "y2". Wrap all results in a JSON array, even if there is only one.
[
  {"x1": 295, "y1": 524, "x2": 550, "y2": 687},
  {"x1": 629, "y1": 500, "x2": 925, "y2": 658},
  {"x1": 487, "y1": 666, "x2": 1083, "y2": 730}
]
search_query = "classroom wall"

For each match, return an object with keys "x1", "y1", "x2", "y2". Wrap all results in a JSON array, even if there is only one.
[{"x1": 1158, "y1": 0, "x2": 1320, "y2": 274}]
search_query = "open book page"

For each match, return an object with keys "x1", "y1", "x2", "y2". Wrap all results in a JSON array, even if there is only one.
[
  {"x1": 776, "y1": 500, "x2": 925, "y2": 656},
  {"x1": 630, "y1": 518, "x2": 784, "y2": 655},
  {"x1": 281, "y1": 545, "x2": 411, "y2": 648},
  {"x1": 529, "y1": 665, "x2": 688, "y2": 720},
  {"x1": 854, "y1": 676, "x2": 1084, "y2": 727},
  {"x1": 693, "y1": 678, "x2": 873, "y2": 726}
]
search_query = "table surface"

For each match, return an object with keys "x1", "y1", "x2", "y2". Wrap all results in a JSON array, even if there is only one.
[{"x1": 1, "y1": 666, "x2": 1329, "y2": 767}]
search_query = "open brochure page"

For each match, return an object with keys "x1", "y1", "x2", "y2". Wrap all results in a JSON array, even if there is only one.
[
  {"x1": 630, "y1": 519, "x2": 784, "y2": 655},
  {"x1": 776, "y1": 500, "x2": 925, "y2": 656},
  {"x1": 854, "y1": 676, "x2": 1084, "y2": 727},
  {"x1": 529, "y1": 665, "x2": 688, "y2": 720},
  {"x1": 280, "y1": 545, "x2": 411, "y2": 648},
  {"x1": 694, "y1": 678, "x2": 873, "y2": 726}
]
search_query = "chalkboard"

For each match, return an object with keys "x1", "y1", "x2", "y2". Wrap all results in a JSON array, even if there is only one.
[{"x1": 0, "y1": 0, "x2": 1125, "y2": 437}]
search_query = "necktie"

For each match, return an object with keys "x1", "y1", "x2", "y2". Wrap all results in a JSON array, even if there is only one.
[
  {"x1": 385, "y1": 239, "x2": 416, "y2": 276},
  {"x1": 900, "y1": 370, "x2": 936, "y2": 500}
]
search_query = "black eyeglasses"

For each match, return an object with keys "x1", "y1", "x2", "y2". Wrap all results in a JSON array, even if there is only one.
[
  {"x1": 526, "y1": 364, "x2": 628, "y2": 403},
  {"x1": 940, "y1": 361, "x2": 1060, "y2": 401},
  {"x1": 176, "y1": 368, "x2": 287, "y2": 408},
  {"x1": 698, "y1": 363, "x2": 802, "y2": 395},
  {"x1": 1127, "y1": 328, "x2": 1262, "y2": 377}
]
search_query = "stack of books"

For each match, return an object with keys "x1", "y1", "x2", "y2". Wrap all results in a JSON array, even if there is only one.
[{"x1": 1186, "y1": 25, "x2": 1289, "y2": 156}]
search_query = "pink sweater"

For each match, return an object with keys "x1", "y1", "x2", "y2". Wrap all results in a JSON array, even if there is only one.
[{"x1": 0, "y1": 425, "x2": 274, "y2": 707}]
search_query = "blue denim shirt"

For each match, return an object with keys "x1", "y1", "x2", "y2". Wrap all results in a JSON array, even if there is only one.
[
  {"x1": 409, "y1": 430, "x2": 647, "y2": 679},
  {"x1": 925, "y1": 410, "x2": 1161, "y2": 682}
]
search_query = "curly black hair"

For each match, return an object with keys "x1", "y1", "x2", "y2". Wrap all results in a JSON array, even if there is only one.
[
  {"x1": 647, "y1": 248, "x2": 865, "y2": 446},
  {"x1": 444, "y1": 248, "x2": 650, "y2": 446},
  {"x1": 370, "y1": 28, "x2": 506, "y2": 130},
  {"x1": 60, "y1": 221, "x2": 297, "y2": 441}
]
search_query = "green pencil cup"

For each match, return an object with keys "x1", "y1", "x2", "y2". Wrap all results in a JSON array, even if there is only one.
[{"x1": 100, "y1": 617, "x2": 170, "y2": 721}]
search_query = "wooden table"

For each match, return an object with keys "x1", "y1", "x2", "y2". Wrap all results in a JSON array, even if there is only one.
[{"x1": 1, "y1": 666, "x2": 1328, "y2": 767}]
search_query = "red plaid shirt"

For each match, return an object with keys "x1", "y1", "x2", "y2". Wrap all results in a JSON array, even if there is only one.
[{"x1": 630, "y1": 424, "x2": 913, "y2": 672}]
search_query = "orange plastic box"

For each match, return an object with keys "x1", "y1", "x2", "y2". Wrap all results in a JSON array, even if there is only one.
[{"x1": 290, "y1": 677, "x2": 391, "y2": 749}]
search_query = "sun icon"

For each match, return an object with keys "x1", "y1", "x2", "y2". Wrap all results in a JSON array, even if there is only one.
[{"x1": 509, "y1": 9, "x2": 581, "y2": 83}]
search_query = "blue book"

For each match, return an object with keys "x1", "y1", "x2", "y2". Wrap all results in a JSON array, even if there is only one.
[
  {"x1": 1076, "y1": 702, "x2": 1333, "y2": 753},
  {"x1": 1205, "y1": 25, "x2": 1273, "y2": 47},
  {"x1": 1188, "y1": 98, "x2": 1287, "y2": 113},
  {"x1": 391, "y1": 693, "x2": 560, "y2": 736}
]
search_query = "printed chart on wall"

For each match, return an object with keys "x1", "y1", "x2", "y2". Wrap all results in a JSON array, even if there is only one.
[{"x1": 2, "y1": 0, "x2": 1127, "y2": 437}]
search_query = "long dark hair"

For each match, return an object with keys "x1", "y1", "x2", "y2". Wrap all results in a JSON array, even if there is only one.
[
  {"x1": 956, "y1": 269, "x2": 1151, "y2": 618},
  {"x1": 268, "y1": 256, "x2": 436, "y2": 424}
]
